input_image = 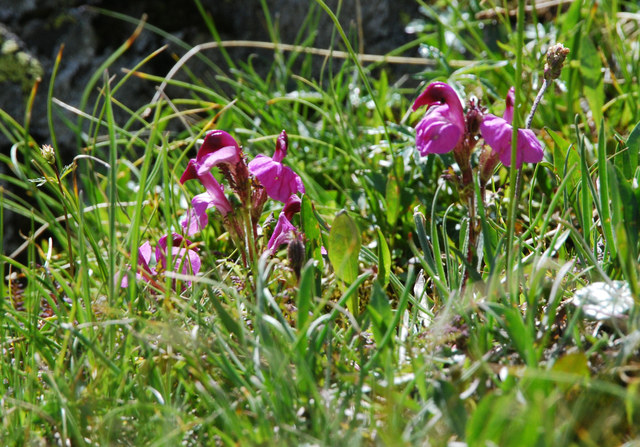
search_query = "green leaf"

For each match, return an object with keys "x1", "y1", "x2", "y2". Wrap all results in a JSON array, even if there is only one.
[
  {"x1": 297, "y1": 260, "x2": 317, "y2": 330},
  {"x1": 367, "y1": 282, "x2": 392, "y2": 347},
  {"x1": 552, "y1": 352, "x2": 590, "y2": 378},
  {"x1": 328, "y1": 210, "x2": 361, "y2": 285},
  {"x1": 487, "y1": 304, "x2": 537, "y2": 366},
  {"x1": 626, "y1": 119, "x2": 640, "y2": 179},
  {"x1": 548, "y1": 128, "x2": 579, "y2": 195},
  {"x1": 301, "y1": 195, "x2": 323, "y2": 266},
  {"x1": 385, "y1": 170, "x2": 401, "y2": 227},
  {"x1": 433, "y1": 379, "x2": 467, "y2": 439},
  {"x1": 579, "y1": 35, "x2": 604, "y2": 128},
  {"x1": 376, "y1": 227, "x2": 391, "y2": 288},
  {"x1": 208, "y1": 287, "x2": 244, "y2": 345},
  {"x1": 597, "y1": 120, "x2": 617, "y2": 259}
]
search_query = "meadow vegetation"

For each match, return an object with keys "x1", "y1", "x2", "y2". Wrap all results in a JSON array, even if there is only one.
[{"x1": 1, "y1": 0, "x2": 640, "y2": 445}]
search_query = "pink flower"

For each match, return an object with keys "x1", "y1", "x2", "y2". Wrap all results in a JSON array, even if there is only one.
[
  {"x1": 120, "y1": 234, "x2": 200, "y2": 287},
  {"x1": 412, "y1": 82, "x2": 465, "y2": 156},
  {"x1": 480, "y1": 88, "x2": 544, "y2": 168},
  {"x1": 195, "y1": 130, "x2": 242, "y2": 175},
  {"x1": 120, "y1": 241, "x2": 156, "y2": 287},
  {"x1": 248, "y1": 130, "x2": 305, "y2": 203},
  {"x1": 180, "y1": 132, "x2": 236, "y2": 228},
  {"x1": 267, "y1": 195, "x2": 302, "y2": 251},
  {"x1": 156, "y1": 233, "x2": 201, "y2": 283}
]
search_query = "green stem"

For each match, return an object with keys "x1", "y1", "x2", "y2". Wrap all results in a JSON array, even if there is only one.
[
  {"x1": 506, "y1": 0, "x2": 526, "y2": 296},
  {"x1": 54, "y1": 168, "x2": 75, "y2": 277}
]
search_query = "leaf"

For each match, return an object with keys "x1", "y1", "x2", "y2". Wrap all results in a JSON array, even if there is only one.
[
  {"x1": 367, "y1": 282, "x2": 392, "y2": 347},
  {"x1": 296, "y1": 260, "x2": 316, "y2": 330},
  {"x1": 579, "y1": 35, "x2": 604, "y2": 128},
  {"x1": 502, "y1": 307, "x2": 537, "y2": 367},
  {"x1": 433, "y1": 380, "x2": 467, "y2": 439},
  {"x1": 547, "y1": 128, "x2": 579, "y2": 195},
  {"x1": 385, "y1": 170, "x2": 401, "y2": 226},
  {"x1": 301, "y1": 195, "x2": 323, "y2": 266},
  {"x1": 328, "y1": 210, "x2": 361, "y2": 284},
  {"x1": 376, "y1": 227, "x2": 391, "y2": 288},
  {"x1": 625, "y1": 119, "x2": 640, "y2": 179}
]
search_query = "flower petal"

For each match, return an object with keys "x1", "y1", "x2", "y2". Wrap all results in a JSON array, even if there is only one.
[
  {"x1": 415, "y1": 105, "x2": 464, "y2": 155},
  {"x1": 480, "y1": 114, "x2": 544, "y2": 168},
  {"x1": 268, "y1": 213, "x2": 297, "y2": 250},
  {"x1": 248, "y1": 155, "x2": 304, "y2": 203},
  {"x1": 197, "y1": 145, "x2": 241, "y2": 175},
  {"x1": 197, "y1": 130, "x2": 241, "y2": 160}
]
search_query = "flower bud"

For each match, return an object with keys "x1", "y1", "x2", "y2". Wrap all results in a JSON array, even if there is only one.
[
  {"x1": 287, "y1": 236, "x2": 305, "y2": 279},
  {"x1": 40, "y1": 144, "x2": 56, "y2": 165}
]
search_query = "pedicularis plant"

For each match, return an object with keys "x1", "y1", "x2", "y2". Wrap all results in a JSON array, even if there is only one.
[
  {"x1": 120, "y1": 129, "x2": 305, "y2": 289},
  {"x1": 3, "y1": 0, "x2": 640, "y2": 445},
  {"x1": 411, "y1": 43, "x2": 569, "y2": 276}
]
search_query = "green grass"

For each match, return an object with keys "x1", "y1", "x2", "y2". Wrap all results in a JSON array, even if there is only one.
[{"x1": 2, "y1": 0, "x2": 640, "y2": 445}]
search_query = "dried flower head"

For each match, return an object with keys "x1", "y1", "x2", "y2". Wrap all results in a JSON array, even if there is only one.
[{"x1": 544, "y1": 43, "x2": 570, "y2": 82}]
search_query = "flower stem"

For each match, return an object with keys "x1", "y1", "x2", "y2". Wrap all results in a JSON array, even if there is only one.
[
  {"x1": 525, "y1": 79, "x2": 549, "y2": 130},
  {"x1": 506, "y1": 0, "x2": 526, "y2": 296},
  {"x1": 54, "y1": 168, "x2": 75, "y2": 277}
]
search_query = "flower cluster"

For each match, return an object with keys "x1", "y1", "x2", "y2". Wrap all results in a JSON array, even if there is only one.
[
  {"x1": 413, "y1": 82, "x2": 544, "y2": 173},
  {"x1": 186, "y1": 130, "x2": 305, "y2": 255},
  {"x1": 121, "y1": 129, "x2": 305, "y2": 288}
]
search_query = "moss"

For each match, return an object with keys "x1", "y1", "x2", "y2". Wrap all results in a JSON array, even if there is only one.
[{"x1": 0, "y1": 29, "x2": 43, "y2": 94}]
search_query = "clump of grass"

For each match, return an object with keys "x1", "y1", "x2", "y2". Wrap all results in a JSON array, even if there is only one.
[{"x1": 1, "y1": 0, "x2": 640, "y2": 445}]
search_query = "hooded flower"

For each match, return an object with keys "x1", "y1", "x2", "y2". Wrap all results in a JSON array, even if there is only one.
[
  {"x1": 412, "y1": 82, "x2": 466, "y2": 156},
  {"x1": 180, "y1": 132, "x2": 236, "y2": 229},
  {"x1": 120, "y1": 240, "x2": 156, "y2": 287},
  {"x1": 156, "y1": 233, "x2": 201, "y2": 283},
  {"x1": 480, "y1": 88, "x2": 544, "y2": 168},
  {"x1": 248, "y1": 130, "x2": 305, "y2": 203},
  {"x1": 267, "y1": 195, "x2": 302, "y2": 251},
  {"x1": 119, "y1": 234, "x2": 201, "y2": 287},
  {"x1": 195, "y1": 130, "x2": 242, "y2": 174}
]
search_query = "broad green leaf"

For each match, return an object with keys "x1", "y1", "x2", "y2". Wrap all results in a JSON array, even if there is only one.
[
  {"x1": 433, "y1": 380, "x2": 467, "y2": 439},
  {"x1": 552, "y1": 352, "x2": 590, "y2": 378},
  {"x1": 367, "y1": 282, "x2": 392, "y2": 347},
  {"x1": 328, "y1": 210, "x2": 361, "y2": 285}
]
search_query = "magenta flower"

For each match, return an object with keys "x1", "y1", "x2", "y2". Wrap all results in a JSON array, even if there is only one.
[
  {"x1": 267, "y1": 195, "x2": 302, "y2": 251},
  {"x1": 480, "y1": 88, "x2": 544, "y2": 168},
  {"x1": 120, "y1": 241, "x2": 156, "y2": 287},
  {"x1": 195, "y1": 130, "x2": 242, "y2": 175},
  {"x1": 248, "y1": 130, "x2": 305, "y2": 203},
  {"x1": 412, "y1": 82, "x2": 466, "y2": 156},
  {"x1": 120, "y1": 234, "x2": 200, "y2": 287},
  {"x1": 156, "y1": 233, "x2": 201, "y2": 284},
  {"x1": 180, "y1": 132, "x2": 237, "y2": 230}
]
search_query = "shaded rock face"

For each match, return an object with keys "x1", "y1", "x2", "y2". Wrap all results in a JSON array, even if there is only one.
[{"x1": 0, "y1": 0, "x2": 417, "y2": 258}]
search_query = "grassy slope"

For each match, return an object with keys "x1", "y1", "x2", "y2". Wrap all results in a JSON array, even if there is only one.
[{"x1": 1, "y1": 0, "x2": 640, "y2": 445}]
